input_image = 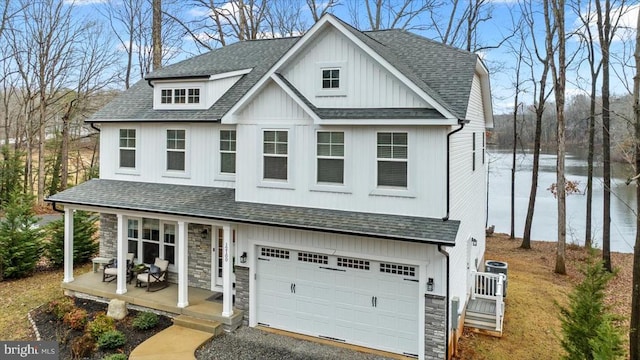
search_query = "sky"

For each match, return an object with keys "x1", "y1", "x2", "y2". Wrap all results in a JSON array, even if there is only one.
[{"x1": 67, "y1": 0, "x2": 640, "y2": 116}]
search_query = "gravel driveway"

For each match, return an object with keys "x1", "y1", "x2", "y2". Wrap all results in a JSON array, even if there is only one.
[{"x1": 196, "y1": 327, "x2": 395, "y2": 360}]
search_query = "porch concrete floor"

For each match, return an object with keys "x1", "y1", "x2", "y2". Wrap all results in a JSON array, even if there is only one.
[{"x1": 62, "y1": 271, "x2": 243, "y2": 326}]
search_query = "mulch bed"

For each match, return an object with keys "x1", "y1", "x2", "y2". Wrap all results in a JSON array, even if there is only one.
[{"x1": 31, "y1": 297, "x2": 173, "y2": 359}]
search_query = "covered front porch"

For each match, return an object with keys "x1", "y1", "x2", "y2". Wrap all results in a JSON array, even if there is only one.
[{"x1": 62, "y1": 270, "x2": 244, "y2": 328}]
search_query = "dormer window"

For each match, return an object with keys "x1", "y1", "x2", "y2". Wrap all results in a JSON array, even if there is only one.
[
  {"x1": 159, "y1": 88, "x2": 200, "y2": 105},
  {"x1": 322, "y1": 69, "x2": 340, "y2": 89}
]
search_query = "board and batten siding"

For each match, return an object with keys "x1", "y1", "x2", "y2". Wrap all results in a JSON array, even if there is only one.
[
  {"x1": 100, "y1": 122, "x2": 236, "y2": 188},
  {"x1": 282, "y1": 27, "x2": 430, "y2": 109},
  {"x1": 237, "y1": 81, "x2": 313, "y2": 123},
  {"x1": 447, "y1": 72, "x2": 488, "y2": 320}
]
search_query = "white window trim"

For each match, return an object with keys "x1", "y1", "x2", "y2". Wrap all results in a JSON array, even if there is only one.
[
  {"x1": 258, "y1": 127, "x2": 294, "y2": 190},
  {"x1": 370, "y1": 129, "x2": 416, "y2": 198},
  {"x1": 316, "y1": 61, "x2": 347, "y2": 97},
  {"x1": 127, "y1": 217, "x2": 178, "y2": 273},
  {"x1": 154, "y1": 82, "x2": 206, "y2": 110},
  {"x1": 310, "y1": 128, "x2": 352, "y2": 194},
  {"x1": 214, "y1": 127, "x2": 237, "y2": 182},
  {"x1": 163, "y1": 127, "x2": 191, "y2": 179},
  {"x1": 116, "y1": 126, "x2": 140, "y2": 175}
]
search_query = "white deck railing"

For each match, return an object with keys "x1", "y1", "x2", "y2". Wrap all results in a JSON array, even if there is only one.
[{"x1": 470, "y1": 270, "x2": 505, "y2": 332}]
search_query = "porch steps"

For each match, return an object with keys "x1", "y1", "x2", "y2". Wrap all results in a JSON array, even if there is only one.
[
  {"x1": 173, "y1": 315, "x2": 224, "y2": 335},
  {"x1": 464, "y1": 312, "x2": 498, "y2": 331}
]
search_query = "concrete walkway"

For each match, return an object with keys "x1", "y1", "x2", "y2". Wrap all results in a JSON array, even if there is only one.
[{"x1": 129, "y1": 325, "x2": 213, "y2": 360}]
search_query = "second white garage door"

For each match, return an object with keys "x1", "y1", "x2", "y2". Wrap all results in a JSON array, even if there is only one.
[{"x1": 255, "y1": 246, "x2": 420, "y2": 357}]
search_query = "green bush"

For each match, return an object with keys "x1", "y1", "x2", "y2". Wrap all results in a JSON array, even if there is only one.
[
  {"x1": 47, "y1": 297, "x2": 75, "y2": 320},
  {"x1": 71, "y1": 333, "x2": 95, "y2": 359},
  {"x1": 132, "y1": 311, "x2": 159, "y2": 330},
  {"x1": 87, "y1": 312, "x2": 116, "y2": 339},
  {"x1": 0, "y1": 191, "x2": 43, "y2": 279},
  {"x1": 46, "y1": 210, "x2": 99, "y2": 267},
  {"x1": 102, "y1": 354, "x2": 127, "y2": 360},
  {"x1": 559, "y1": 255, "x2": 624, "y2": 360},
  {"x1": 97, "y1": 330, "x2": 126, "y2": 350},
  {"x1": 63, "y1": 308, "x2": 88, "y2": 330}
]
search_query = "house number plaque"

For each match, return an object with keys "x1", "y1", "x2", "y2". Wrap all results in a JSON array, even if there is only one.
[{"x1": 224, "y1": 243, "x2": 229, "y2": 262}]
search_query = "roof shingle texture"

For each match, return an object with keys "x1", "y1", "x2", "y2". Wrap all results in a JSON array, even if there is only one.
[
  {"x1": 47, "y1": 179, "x2": 459, "y2": 245},
  {"x1": 90, "y1": 19, "x2": 478, "y2": 122}
]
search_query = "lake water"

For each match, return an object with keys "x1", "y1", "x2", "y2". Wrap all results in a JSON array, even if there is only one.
[{"x1": 487, "y1": 147, "x2": 636, "y2": 253}]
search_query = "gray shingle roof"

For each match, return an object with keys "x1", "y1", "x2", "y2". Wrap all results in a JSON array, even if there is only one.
[
  {"x1": 89, "y1": 16, "x2": 479, "y2": 123},
  {"x1": 47, "y1": 179, "x2": 459, "y2": 245}
]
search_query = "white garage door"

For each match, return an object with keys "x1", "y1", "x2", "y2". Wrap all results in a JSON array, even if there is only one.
[{"x1": 256, "y1": 246, "x2": 420, "y2": 357}]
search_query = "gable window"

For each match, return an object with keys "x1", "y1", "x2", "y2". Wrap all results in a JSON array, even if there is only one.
[
  {"x1": 263, "y1": 130, "x2": 288, "y2": 181},
  {"x1": 119, "y1": 129, "x2": 136, "y2": 168},
  {"x1": 220, "y1": 130, "x2": 236, "y2": 174},
  {"x1": 167, "y1": 129, "x2": 186, "y2": 171},
  {"x1": 188, "y1": 89, "x2": 200, "y2": 104},
  {"x1": 128, "y1": 218, "x2": 176, "y2": 266},
  {"x1": 377, "y1": 132, "x2": 407, "y2": 188},
  {"x1": 322, "y1": 69, "x2": 340, "y2": 89},
  {"x1": 159, "y1": 88, "x2": 200, "y2": 105},
  {"x1": 317, "y1": 131, "x2": 344, "y2": 184}
]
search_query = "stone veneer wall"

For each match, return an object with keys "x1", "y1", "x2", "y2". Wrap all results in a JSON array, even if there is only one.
[
  {"x1": 99, "y1": 214, "x2": 117, "y2": 259},
  {"x1": 424, "y1": 294, "x2": 447, "y2": 360},
  {"x1": 234, "y1": 265, "x2": 249, "y2": 326},
  {"x1": 187, "y1": 224, "x2": 212, "y2": 289}
]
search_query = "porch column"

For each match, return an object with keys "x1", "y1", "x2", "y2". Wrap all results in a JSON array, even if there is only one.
[
  {"x1": 116, "y1": 214, "x2": 128, "y2": 295},
  {"x1": 62, "y1": 207, "x2": 74, "y2": 283},
  {"x1": 177, "y1": 221, "x2": 189, "y2": 308},
  {"x1": 222, "y1": 224, "x2": 233, "y2": 317}
]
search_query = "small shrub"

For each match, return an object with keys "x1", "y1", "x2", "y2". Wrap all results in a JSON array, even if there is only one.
[
  {"x1": 63, "y1": 308, "x2": 88, "y2": 330},
  {"x1": 102, "y1": 354, "x2": 127, "y2": 360},
  {"x1": 132, "y1": 311, "x2": 158, "y2": 330},
  {"x1": 71, "y1": 333, "x2": 95, "y2": 359},
  {"x1": 97, "y1": 330, "x2": 126, "y2": 350},
  {"x1": 48, "y1": 297, "x2": 75, "y2": 320},
  {"x1": 87, "y1": 312, "x2": 116, "y2": 339}
]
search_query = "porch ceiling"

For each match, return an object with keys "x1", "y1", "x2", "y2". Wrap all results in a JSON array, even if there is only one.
[{"x1": 46, "y1": 179, "x2": 459, "y2": 245}]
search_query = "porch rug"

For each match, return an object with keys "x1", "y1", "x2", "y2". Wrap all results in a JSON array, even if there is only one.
[{"x1": 205, "y1": 292, "x2": 223, "y2": 303}]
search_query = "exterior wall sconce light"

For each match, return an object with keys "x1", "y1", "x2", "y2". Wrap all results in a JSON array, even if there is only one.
[
  {"x1": 427, "y1": 278, "x2": 434, "y2": 292},
  {"x1": 471, "y1": 238, "x2": 477, "y2": 246},
  {"x1": 240, "y1": 252, "x2": 247, "y2": 264},
  {"x1": 201, "y1": 227, "x2": 209, "y2": 238}
]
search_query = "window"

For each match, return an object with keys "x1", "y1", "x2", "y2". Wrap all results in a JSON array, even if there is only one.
[
  {"x1": 317, "y1": 131, "x2": 344, "y2": 184},
  {"x1": 472, "y1": 132, "x2": 476, "y2": 171},
  {"x1": 161, "y1": 89, "x2": 172, "y2": 104},
  {"x1": 174, "y1": 89, "x2": 186, "y2": 104},
  {"x1": 377, "y1": 132, "x2": 407, "y2": 187},
  {"x1": 167, "y1": 129, "x2": 186, "y2": 171},
  {"x1": 188, "y1": 89, "x2": 200, "y2": 104},
  {"x1": 119, "y1": 129, "x2": 136, "y2": 168},
  {"x1": 263, "y1": 130, "x2": 288, "y2": 180},
  {"x1": 220, "y1": 130, "x2": 236, "y2": 174},
  {"x1": 322, "y1": 68, "x2": 340, "y2": 89},
  {"x1": 127, "y1": 218, "x2": 176, "y2": 266}
]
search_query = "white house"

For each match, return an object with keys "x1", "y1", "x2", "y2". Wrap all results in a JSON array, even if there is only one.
[{"x1": 47, "y1": 14, "x2": 497, "y2": 360}]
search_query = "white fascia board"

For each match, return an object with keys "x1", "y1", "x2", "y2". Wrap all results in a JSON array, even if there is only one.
[
  {"x1": 210, "y1": 68, "x2": 253, "y2": 81},
  {"x1": 475, "y1": 59, "x2": 494, "y2": 128},
  {"x1": 270, "y1": 74, "x2": 321, "y2": 123},
  {"x1": 316, "y1": 117, "x2": 459, "y2": 126}
]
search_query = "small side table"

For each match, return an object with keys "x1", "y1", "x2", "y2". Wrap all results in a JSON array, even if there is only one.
[
  {"x1": 91, "y1": 257, "x2": 112, "y2": 273},
  {"x1": 129, "y1": 265, "x2": 148, "y2": 284}
]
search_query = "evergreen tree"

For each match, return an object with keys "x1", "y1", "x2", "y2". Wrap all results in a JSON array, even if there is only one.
[
  {"x1": 0, "y1": 191, "x2": 43, "y2": 279},
  {"x1": 0, "y1": 146, "x2": 24, "y2": 206},
  {"x1": 559, "y1": 255, "x2": 623, "y2": 360},
  {"x1": 46, "y1": 210, "x2": 99, "y2": 267}
]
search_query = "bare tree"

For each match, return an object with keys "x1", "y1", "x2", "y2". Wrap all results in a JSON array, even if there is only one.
[
  {"x1": 545, "y1": 0, "x2": 568, "y2": 275},
  {"x1": 346, "y1": 0, "x2": 438, "y2": 31},
  {"x1": 509, "y1": 31, "x2": 526, "y2": 240},
  {"x1": 306, "y1": 0, "x2": 339, "y2": 22},
  {"x1": 630, "y1": 5, "x2": 640, "y2": 357},
  {"x1": 264, "y1": 0, "x2": 308, "y2": 37},
  {"x1": 153, "y1": 0, "x2": 162, "y2": 71}
]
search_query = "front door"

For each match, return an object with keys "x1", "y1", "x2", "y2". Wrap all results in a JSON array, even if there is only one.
[{"x1": 211, "y1": 228, "x2": 224, "y2": 290}]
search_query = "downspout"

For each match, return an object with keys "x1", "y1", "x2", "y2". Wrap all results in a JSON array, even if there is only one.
[
  {"x1": 438, "y1": 245, "x2": 451, "y2": 360},
  {"x1": 51, "y1": 201, "x2": 64, "y2": 213},
  {"x1": 89, "y1": 122, "x2": 101, "y2": 132},
  {"x1": 442, "y1": 119, "x2": 470, "y2": 221}
]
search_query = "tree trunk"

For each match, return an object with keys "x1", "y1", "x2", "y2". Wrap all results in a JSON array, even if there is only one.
[
  {"x1": 630, "y1": 5, "x2": 640, "y2": 358},
  {"x1": 152, "y1": 0, "x2": 162, "y2": 70},
  {"x1": 510, "y1": 107, "x2": 517, "y2": 239},
  {"x1": 522, "y1": 108, "x2": 544, "y2": 249},
  {"x1": 585, "y1": 79, "x2": 596, "y2": 249}
]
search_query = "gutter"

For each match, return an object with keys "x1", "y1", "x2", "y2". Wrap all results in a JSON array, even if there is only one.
[
  {"x1": 51, "y1": 201, "x2": 64, "y2": 213},
  {"x1": 438, "y1": 245, "x2": 451, "y2": 360},
  {"x1": 442, "y1": 119, "x2": 469, "y2": 221}
]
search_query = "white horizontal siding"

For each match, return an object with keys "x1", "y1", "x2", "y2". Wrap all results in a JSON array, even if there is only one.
[
  {"x1": 100, "y1": 122, "x2": 235, "y2": 188},
  {"x1": 234, "y1": 123, "x2": 447, "y2": 218},
  {"x1": 283, "y1": 27, "x2": 429, "y2": 109}
]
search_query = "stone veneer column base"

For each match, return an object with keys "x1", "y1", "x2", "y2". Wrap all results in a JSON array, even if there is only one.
[
  {"x1": 234, "y1": 265, "x2": 249, "y2": 326},
  {"x1": 424, "y1": 294, "x2": 447, "y2": 360}
]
